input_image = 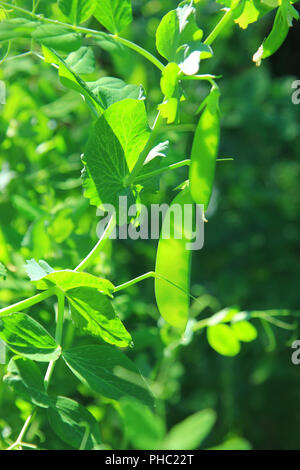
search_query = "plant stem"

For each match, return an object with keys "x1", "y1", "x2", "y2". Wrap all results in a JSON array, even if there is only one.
[
  {"x1": 111, "y1": 35, "x2": 165, "y2": 71},
  {"x1": 0, "y1": 287, "x2": 56, "y2": 316},
  {"x1": 0, "y1": 2, "x2": 164, "y2": 71},
  {"x1": 75, "y1": 214, "x2": 116, "y2": 272},
  {"x1": 6, "y1": 412, "x2": 35, "y2": 450},
  {"x1": 114, "y1": 271, "x2": 156, "y2": 292},
  {"x1": 134, "y1": 159, "x2": 191, "y2": 183},
  {"x1": 204, "y1": 8, "x2": 233, "y2": 46}
]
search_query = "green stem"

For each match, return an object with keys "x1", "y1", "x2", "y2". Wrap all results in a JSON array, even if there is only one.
[
  {"x1": 6, "y1": 412, "x2": 35, "y2": 450},
  {"x1": 0, "y1": 287, "x2": 56, "y2": 316},
  {"x1": 114, "y1": 271, "x2": 156, "y2": 292},
  {"x1": 134, "y1": 159, "x2": 191, "y2": 183},
  {"x1": 0, "y1": 2, "x2": 164, "y2": 71},
  {"x1": 204, "y1": 8, "x2": 233, "y2": 46},
  {"x1": 133, "y1": 157, "x2": 233, "y2": 183},
  {"x1": 75, "y1": 214, "x2": 116, "y2": 272},
  {"x1": 111, "y1": 35, "x2": 165, "y2": 71}
]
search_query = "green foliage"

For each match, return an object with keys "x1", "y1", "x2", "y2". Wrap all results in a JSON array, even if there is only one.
[{"x1": 0, "y1": 0, "x2": 298, "y2": 452}]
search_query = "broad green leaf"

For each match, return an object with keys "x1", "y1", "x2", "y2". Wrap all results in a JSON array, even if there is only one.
[
  {"x1": 58, "y1": 0, "x2": 96, "y2": 25},
  {"x1": 0, "y1": 18, "x2": 37, "y2": 42},
  {"x1": 32, "y1": 269, "x2": 114, "y2": 296},
  {"x1": 87, "y1": 77, "x2": 145, "y2": 110},
  {"x1": 0, "y1": 313, "x2": 61, "y2": 361},
  {"x1": 231, "y1": 320, "x2": 258, "y2": 342},
  {"x1": 32, "y1": 24, "x2": 82, "y2": 53},
  {"x1": 156, "y1": 3, "x2": 203, "y2": 62},
  {"x1": 0, "y1": 41, "x2": 9, "y2": 64},
  {"x1": 82, "y1": 99, "x2": 150, "y2": 211},
  {"x1": 3, "y1": 357, "x2": 51, "y2": 408},
  {"x1": 120, "y1": 398, "x2": 164, "y2": 449},
  {"x1": 155, "y1": 188, "x2": 194, "y2": 332},
  {"x1": 47, "y1": 396, "x2": 101, "y2": 449},
  {"x1": 189, "y1": 87, "x2": 220, "y2": 212},
  {"x1": 162, "y1": 409, "x2": 216, "y2": 450},
  {"x1": 0, "y1": 262, "x2": 7, "y2": 279},
  {"x1": 25, "y1": 259, "x2": 54, "y2": 281},
  {"x1": 65, "y1": 47, "x2": 96, "y2": 75},
  {"x1": 67, "y1": 287, "x2": 132, "y2": 347},
  {"x1": 94, "y1": 0, "x2": 133, "y2": 34},
  {"x1": 207, "y1": 324, "x2": 240, "y2": 356},
  {"x1": 63, "y1": 345, "x2": 154, "y2": 406}
]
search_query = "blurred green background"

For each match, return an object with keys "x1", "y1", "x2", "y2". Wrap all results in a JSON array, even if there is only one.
[{"x1": 0, "y1": 0, "x2": 300, "y2": 450}]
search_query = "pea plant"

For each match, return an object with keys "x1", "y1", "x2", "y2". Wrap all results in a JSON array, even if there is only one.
[{"x1": 0, "y1": 0, "x2": 298, "y2": 451}]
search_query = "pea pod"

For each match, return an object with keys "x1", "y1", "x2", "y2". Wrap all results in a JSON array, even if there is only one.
[
  {"x1": 253, "y1": 0, "x2": 299, "y2": 65},
  {"x1": 155, "y1": 188, "x2": 194, "y2": 333},
  {"x1": 189, "y1": 88, "x2": 220, "y2": 213}
]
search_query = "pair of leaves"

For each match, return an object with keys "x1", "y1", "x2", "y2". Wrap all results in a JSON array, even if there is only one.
[
  {"x1": 207, "y1": 319, "x2": 257, "y2": 356},
  {"x1": 43, "y1": 47, "x2": 144, "y2": 116},
  {"x1": 155, "y1": 188, "x2": 195, "y2": 333},
  {"x1": 121, "y1": 398, "x2": 216, "y2": 450},
  {"x1": 25, "y1": 261, "x2": 131, "y2": 348},
  {"x1": 156, "y1": 2, "x2": 212, "y2": 123}
]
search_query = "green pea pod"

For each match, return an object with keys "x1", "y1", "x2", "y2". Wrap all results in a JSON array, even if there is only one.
[
  {"x1": 155, "y1": 188, "x2": 194, "y2": 333},
  {"x1": 189, "y1": 88, "x2": 220, "y2": 213},
  {"x1": 253, "y1": 0, "x2": 299, "y2": 65}
]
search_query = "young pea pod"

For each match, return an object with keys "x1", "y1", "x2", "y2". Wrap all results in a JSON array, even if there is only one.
[
  {"x1": 253, "y1": 0, "x2": 299, "y2": 65},
  {"x1": 155, "y1": 188, "x2": 194, "y2": 333},
  {"x1": 189, "y1": 87, "x2": 220, "y2": 213}
]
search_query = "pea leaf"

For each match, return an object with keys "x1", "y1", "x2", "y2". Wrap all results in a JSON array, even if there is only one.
[
  {"x1": 58, "y1": 0, "x2": 96, "y2": 25},
  {"x1": 32, "y1": 24, "x2": 82, "y2": 53},
  {"x1": 3, "y1": 356, "x2": 51, "y2": 408},
  {"x1": 0, "y1": 18, "x2": 37, "y2": 42},
  {"x1": 94, "y1": 0, "x2": 133, "y2": 34},
  {"x1": 0, "y1": 313, "x2": 61, "y2": 362},
  {"x1": 31, "y1": 269, "x2": 114, "y2": 297},
  {"x1": 231, "y1": 320, "x2": 258, "y2": 342},
  {"x1": 25, "y1": 258, "x2": 54, "y2": 281},
  {"x1": 63, "y1": 345, "x2": 154, "y2": 406},
  {"x1": 65, "y1": 47, "x2": 96, "y2": 75},
  {"x1": 189, "y1": 87, "x2": 220, "y2": 212},
  {"x1": 43, "y1": 47, "x2": 103, "y2": 114},
  {"x1": 162, "y1": 409, "x2": 216, "y2": 450},
  {"x1": 87, "y1": 77, "x2": 145, "y2": 110},
  {"x1": 155, "y1": 2, "x2": 208, "y2": 76},
  {"x1": 156, "y1": 2, "x2": 203, "y2": 62},
  {"x1": 207, "y1": 324, "x2": 240, "y2": 356},
  {"x1": 155, "y1": 188, "x2": 194, "y2": 332},
  {"x1": 82, "y1": 99, "x2": 150, "y2": 212},
  {"x1": 47, "y1": 396, "x2": 101, "y2": 449},
  {"x1": 120, "y1": 398, "x2": 164, "y2": 450},
  {"x1": 67, "y1": 287, "x2": 132, "y2": 347}
]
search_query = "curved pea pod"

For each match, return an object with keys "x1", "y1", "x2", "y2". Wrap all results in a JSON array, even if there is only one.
[
  {"x1": 253, "y1": 1, "x2": 299, "y2": 65},
  {"x1": 189, "y1": 88, "x2": 220, "y2": 213},
  {"x1": 155, "y1": 188, "x2": 194, "y2": 333}
]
